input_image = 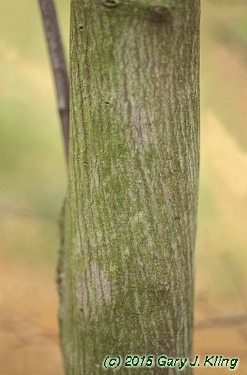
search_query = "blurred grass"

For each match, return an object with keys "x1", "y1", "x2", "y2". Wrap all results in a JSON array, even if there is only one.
[{"x1": 0, "y1": 0, "x2": 247, "y2": 374}]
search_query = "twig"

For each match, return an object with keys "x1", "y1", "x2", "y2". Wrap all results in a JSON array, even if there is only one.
[
  {"x1": 38, "y1": 0, "x2": 69, "y2": 163},
  {"x1": 195, "y1": 314, "x2": 247, "y2": 329}
]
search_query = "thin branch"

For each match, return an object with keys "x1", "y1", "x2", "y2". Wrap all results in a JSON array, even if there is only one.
[
  {"x1": 38, "y1": 0, "x2": 69, "y2": 164},
  {"x1": 195, "y1": 314, "x2": 247, "y2": 330}
]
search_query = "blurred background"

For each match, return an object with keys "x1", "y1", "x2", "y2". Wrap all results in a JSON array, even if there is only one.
[{"x1": 0, "y1": 0, "x2": 247, "y2": 373}]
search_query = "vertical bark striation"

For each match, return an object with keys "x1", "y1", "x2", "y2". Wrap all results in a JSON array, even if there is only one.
[{"x1": 59, "y1": 0, "x2": 200, "y2": 373}]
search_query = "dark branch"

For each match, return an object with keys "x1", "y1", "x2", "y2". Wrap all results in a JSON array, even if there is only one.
[{"x1": 38, "y1": 0, "x2": 69, "y2": 164}]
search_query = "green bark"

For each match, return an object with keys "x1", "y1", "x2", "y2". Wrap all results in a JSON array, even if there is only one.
[{"x1": 58, "y1": 0, "x2": 200, "y2": 374}]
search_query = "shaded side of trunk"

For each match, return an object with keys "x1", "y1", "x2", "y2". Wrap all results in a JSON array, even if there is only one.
[{"x1": 58, "y1": 0, "x2": 200, "y2": 373}]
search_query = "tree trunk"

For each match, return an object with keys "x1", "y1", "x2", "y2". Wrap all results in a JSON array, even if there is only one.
[{"x1": 58, "y1": 0, "x2": 200, "y2": 374}]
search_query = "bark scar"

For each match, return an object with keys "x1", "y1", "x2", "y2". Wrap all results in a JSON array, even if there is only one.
[
  {"x1": 102, "y1": 0, "x2": 119, "y2": 7},
  {"x1": 147, "y1": 5, "x2": 173, "y2": 23}
]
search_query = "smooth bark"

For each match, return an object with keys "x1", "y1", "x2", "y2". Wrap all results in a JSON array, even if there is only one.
[{"x1": 58, "y1": 0, "x2": 200, "y2": 374}]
